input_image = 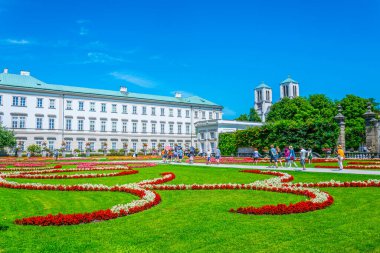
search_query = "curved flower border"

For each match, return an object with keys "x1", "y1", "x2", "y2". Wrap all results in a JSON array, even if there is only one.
[{"x1": 0, "y1": 164, "x2": 379, "y2": 226}]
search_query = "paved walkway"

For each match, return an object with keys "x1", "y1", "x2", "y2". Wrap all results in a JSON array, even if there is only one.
[{"x1": 130, "y1": 160, "x2": 380, "y2": 175}]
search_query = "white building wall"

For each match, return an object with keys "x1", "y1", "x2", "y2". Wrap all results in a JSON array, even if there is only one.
[{"x1": 0, "y1": 88, "x2": 222, "y2": 152}]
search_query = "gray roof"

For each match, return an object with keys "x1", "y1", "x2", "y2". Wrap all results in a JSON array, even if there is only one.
[{"x1": 0, "y1": 73, "x2": 221, "y2": 107}]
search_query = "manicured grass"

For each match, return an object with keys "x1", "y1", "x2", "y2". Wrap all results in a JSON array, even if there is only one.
[{"x1": 0, "y1": 164, "x2": 379, "y2": 252}]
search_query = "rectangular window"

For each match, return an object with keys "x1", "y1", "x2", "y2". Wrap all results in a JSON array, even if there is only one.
[
  {"x1": 78, "y1": 141, "x2": 83, "y2": 151},
  {"x1": 20, "y1": 97, "x2": 26, "y2": 107},
  {"x1": 12, "y1": 117, "x2": 18, "y2": 128},
  {"x1": 209, "y1": 112, "x2": 213, "y2": 120},
  {"x1": 37, "y1": 98, "x2": 43, "y2": 108},
  {"x1": 160, "y1": 108, "x2": 165, "y2": 116},
  {"x1": 132, "y1": 142, "x2": 137, "y2": 151},
  {"x1": 169, "y1": 108, "x2": 173, "y2": 117},
  {"x1": 202, "y1": 111, "x2": 206, "y2": 119},
  {"x1": 36, "y1": 141, "x2": 42, "y2": 147},
  {"x1": 90, "y1": 142, "x2": 95, "y2": 151},
  {"x1": 201, "y1": 133, "x2": 205, "y2": 139},
  {"x1": 112, "y1": 142, "x2": 117, "y2": 150},
  {"x1": 19, "y1": 117, "x2": 25, "y2": 128},
  {"x1": 78, "y1": 101, "x2": 84, "y2": 111},
  {"x1": 132, "y1": 122, "x2": 137, "y2": 133},
  {"x1": 195, "y1": 111, "x2": 198, "y2": 119},
  {"x1": 65, "y1": 119, "x2": 72, "y2": 130},
  {"x1": 142, "y1": 122, "x2": 147, "y2": 133},
  {"x1": 101, "y1": 121, "x2": 106, "y2": 132},
  {"x1": 151, "y1": 107, "x2": 156, "y2": 116},
  {"x1": 210, "y1": 132, "x2": 215, "y2": 139},
  {"x1": 36, "y1": 117, "x2": 43, "y2": 129},
  {"x1": 152, "y1": 142, "x2": 156, "y2": 150},
  {"x1": 122, "y1": 105, "x2": 128, "y2": 114},
  {"x1": 101, "y1": 103, "x2": 106, "y2": 112},
  {"x1": 48, "y1": 141, "x2": 54, "y2": 151},
  {"x1": 186, "y1": 124, "x2": 190, "y2": 134},
  {"x1": 186, "y1": 110, "x2": 190, "y2": 118},
  {"x1": 0, "y1": 95, "x2": 2, "y2": 105},
  {"x1": 177, "y1": 109, "x2": 182, "y2": 117},
  {"x1": 49, "y1": 99, "x2": 55, "y2": 109},
  {"x1": 177, "y1": 124, "x2": 182, "y2": 134},
  {"x1": 215, "y1": 112, "x2": 220, "y2": 120},
  {"x1": 169, "y1": 124, "x2": 174, "y2": 134},
  {"x1": 49, "y1": 118, "x2": 55, "y2": 129},
  {"x1": 160, "y1": 123, "x2": 165, "y2": 134},
  {"x1": 90, "y1": 102, "x2": 95, "y2": 111},
  {"x1": 112, "y1": 121, "x2": 117, "y2": 132},
  {"x1": 112, "y1": 104, "x2": 117, "y2": 113},
  {"x1": 90, "y1": 120, "x2": 95, "y2": 131},
  {"x1": 152, "y1": 123, "x2": 156, "y2": 134},
  {"x1": 132, "y1": 106, "x2": 137, "y2": 114},
  {"x1": 12, "y1": 96, "x2": 19, "y2": 106},
  {"x1": 122, "y1": 122, "x2": 127, "y2": 133},
  {"x1": 66, "y1": 141, "x2": 71, "y2": 151},
  {"x1": 66, "y1": 100, "x2": 72, "y2": 110},
  {"x1": 78, "y1": 120, "x2": 83, "y2": 131},
  {"x1": 142, "y1": 106, "x2": 147, "y2": 115}
]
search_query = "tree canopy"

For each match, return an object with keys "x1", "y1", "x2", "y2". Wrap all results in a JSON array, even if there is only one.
[
  {"x1": 0, "y1": 126, "x2": 16, "y2": 149},
  {"x1": 235, "y1": 107, "x2": 261, "y2": 122}
]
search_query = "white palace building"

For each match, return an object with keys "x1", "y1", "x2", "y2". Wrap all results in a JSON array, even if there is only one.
[{"x1": 0, "y1": 69, "x2": 223, "y2": 153}]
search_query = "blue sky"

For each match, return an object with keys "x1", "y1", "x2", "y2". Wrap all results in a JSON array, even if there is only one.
[{"x1": 1, "y1": 0, "x2": 379, "y2": 118}]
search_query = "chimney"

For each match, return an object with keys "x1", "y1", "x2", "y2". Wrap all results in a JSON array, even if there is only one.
[
  {"x1": 175, "y1": 92, "x2": 182, "y2": 98},
  {"x1": 20, "y1": 70, "x2": 30, "y2": 76},
  {"x1": 120, "y1": 86, "x2": 128, "y2": 94},
  {"x1": 3, "y1": 68, "x2": 8, "y2": 74}
]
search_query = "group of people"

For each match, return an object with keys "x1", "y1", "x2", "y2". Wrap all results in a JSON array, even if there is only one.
[
  {"x1": 161, "y1": 145, "x2": 185, "y2": 163},
  {"x1": 254, "y1": 144, "x2": 345, "y2": 171}
]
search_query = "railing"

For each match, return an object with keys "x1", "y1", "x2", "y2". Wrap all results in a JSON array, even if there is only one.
[{"x1": 345, "y1": 152, "x2": 379, "y2": 159}]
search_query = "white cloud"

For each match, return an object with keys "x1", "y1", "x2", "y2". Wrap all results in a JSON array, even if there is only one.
[
  {"x1": 110, "y1": 72, "x2": 155, "y2": 88},
  {"x1": 76, "y1": 19, "x2": 90, "y2": 36},
  {"x1": 223, "y1": 107, "x2": 237, "y2": 117},
  {"x1": 3, "y1": 39, "x2": 31, "y2": 45},
  {"x1": 85, "y1": 52, "x2": 125, "y2": 64}
]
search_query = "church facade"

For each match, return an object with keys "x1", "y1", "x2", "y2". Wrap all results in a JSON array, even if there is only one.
[{"x1": 254, "y1": 76, "x2": 300, "y2": 122}]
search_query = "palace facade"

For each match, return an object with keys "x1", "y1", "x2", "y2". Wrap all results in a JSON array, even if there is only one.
[{"x1": 0, "y1": 69, "x2": 223, "y2": 153}]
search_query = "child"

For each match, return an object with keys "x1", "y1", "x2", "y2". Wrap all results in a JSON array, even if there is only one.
[
  {"x1": 252, "y1": 148, "x2": 261, "y2": 165},
  {"x1": 307, "y1": 148, "x2": 313, "y2": 164}
]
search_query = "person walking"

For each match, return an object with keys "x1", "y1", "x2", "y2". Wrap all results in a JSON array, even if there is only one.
[
  {"x1": 178, "y1": 148, "x2": 183, "y2": 163},
  {"x1": 288, "y1": 146, "x2": 298, "y2": 168},
  {"x1": 268, "y1": 145, "x2": 278, "y2": 168},
  {"x1": 215, "y1": 147, "x2": 221, "y2": 165},
  {"x1": 54, "y1": 149, "x2": 59, "y2": 161},
  {"x1": 276, "y1": 146, "x2": 283, "y2": 167},
  {"x1": 206, "y1": 149, "x2": 212, "y2": 165},
  {"x1": 336, "y1": 145, "x2": 345, "y2": 170},
  {"x1": 283, "y1": 146, "x2": 290, "y2": 167},
  {"x1": 300, "y1": 146, "x2": 307, "y2": 170},
  {"x1": 252, "y1": 148, "x2": 261, "y2": 165},
  {"x1": 189, "y1": 146, "x2": 195, "y2": 164},
  {"x1": 161, "y1": 149, "x2": 167, "y2": 163},
  {"x1": 307, "y1": 148, "x2": 313, "y2": 164}
]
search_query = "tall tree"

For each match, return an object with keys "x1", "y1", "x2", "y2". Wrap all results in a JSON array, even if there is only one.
[
  {"x1": 0, "y1": 126, "x2": 16, "y2": 149},
  {"x1": 266, "y1": 97, "x2": 317, "y2": 122},
  {"x1": 235, "y1": 107, "x2": 261, "y2": 122}
]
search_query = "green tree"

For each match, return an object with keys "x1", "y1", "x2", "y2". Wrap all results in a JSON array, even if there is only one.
[
  {"x1": 266, "y1": 97, "x2": 316, "y2": 122},
  {"x1": 308, "y1": 94, "x2": 337, "y2": 119},
  {"x1": 0, "y1": 126, "x2": 16, "y2": 150},
  {"x1": 235, "y1": 114, "x2": 249, "y2": 121},
  {"x1": 235, "y1": 107, "x2": 261, "y2": 122},
  {"x1": 218, "y1": 132, "x2": 237, "y2": 156},
  {"x1": 27, "y1": 144, "x2": 42, "y2": 156}
]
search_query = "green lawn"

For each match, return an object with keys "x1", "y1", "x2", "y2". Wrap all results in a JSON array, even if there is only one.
[{"x1": 0, "y1": 164, "x2": 379, "y2": 252}]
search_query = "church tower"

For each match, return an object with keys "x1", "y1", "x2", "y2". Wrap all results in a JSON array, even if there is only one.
[
  {"x1": 254, "y1": 82, "x2": 272, "y2": 122},
  {"x1": 280, "y1": 75, "x2": 299, "y2": 99}
]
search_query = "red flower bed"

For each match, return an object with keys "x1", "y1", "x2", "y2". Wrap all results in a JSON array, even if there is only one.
[
  {"x1": 13, "y1": 163, "x2": 46, "y2": 167},
  {"x1": 315, "y1": 165, "x2": 380, "y2": 170}
]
